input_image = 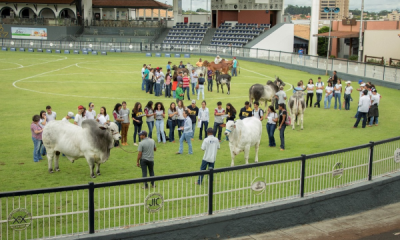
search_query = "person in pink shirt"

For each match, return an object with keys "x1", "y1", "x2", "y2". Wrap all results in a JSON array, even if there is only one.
[
  {"x1": 182, "y1": 72, "x2": 191, "y2": 101},
  {"x1": 31, "y1": 115, "x2": 43, "y2": 162},
  {"x1": 165, "y1": 69, "x2": 172, "y2": 98}
]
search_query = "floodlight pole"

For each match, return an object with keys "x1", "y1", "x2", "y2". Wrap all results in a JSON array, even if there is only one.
[
  {"x1": 325, "y1": 10, "x2": 333, "y2": 75},
  {"x1": 357, "y1": 0, "x2": 364, "y2": 62}
]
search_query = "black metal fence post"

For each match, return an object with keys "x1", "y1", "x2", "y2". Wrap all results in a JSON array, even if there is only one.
[
  {"x1": 300, "y1": 154, "x2": 306, "y2": 197},
  {"x1": 88, "y1": 182, "x2": 95, "y2": 234},
  {"x1": 368, "y1": 142, "x2": 374, "y2": 181},
  {"x1": 208, "y1": 167, "x2": 214, "y2": 215}
]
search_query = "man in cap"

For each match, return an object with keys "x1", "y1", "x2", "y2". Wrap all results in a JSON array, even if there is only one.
[
  {"x1": 231, "y1": 56, "x2": 238, "y2": 77},
  {"x1": 62, "y1": 112, "x2": 75, "y2": 123},
  {"x1": 353, "y1": 90, "x2": 371, "y2": 129},
  {"x1": 196, "y1": 128, "x2": 220, "y2": 185},
  {"x1": 354, "y1": 82, "x2": 366, "y2": 118},
  {"x1": 136, "y1": 130, "x2": 156, "y2": 189},
  {"x1": 214, "y1": 55, "x2": 222, "y2": 64},
  {"x1": 74, "y1": 105, "x2": 85, "y2": 126},
  {"x1": 344, "y1": 81, "x2": 353, "y2": 110}
]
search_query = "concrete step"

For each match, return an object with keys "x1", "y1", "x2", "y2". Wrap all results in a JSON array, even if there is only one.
[{"x1": 202, "y1": 28, "x2": 217, "y2": 45}]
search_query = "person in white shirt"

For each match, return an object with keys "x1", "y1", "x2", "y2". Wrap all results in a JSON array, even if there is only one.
[
  {"x1": 196, "y1": 128, "x2": 220, "y2": 184},
  {"x1": 353, "y1": 90, "x2": 371, "y2": 128},
  {"x1": 266, "y1": 106, "x2": 279, "y2": 147},
  {"x1": 324, "y1": 82, "x2": 334, "y2": 109},
  {"x1": 141, "y1": 64, "x2": 146, "y2": 91},
  {"x1": 62, "y1": 112, "x2": 75, "y2": 123},
  {"x1": 39, "y1": 110, "x2": 47, "y2": 129},
  {"x1": 198, "y1": 101, "x2": 210, "y2": 140},
  {"x1": 85, "y1": 102, "x2": 96, "y2": 120},
  {"x1": 214, "y1": 55, "x2": 222, "y2": 64},
  {"x1": 45, "y1": 105, "x2": 56, "y2": 122},
  {"x1": 275, "y1": 87, "x2": 287, "y2": 113},
  {"x1": 96, "y1": 106, "x2": 110, "y2": 125},
  {"x1": 306, "y1": 79, "x2": 314, "y2": 108},
  {"x1": 74, "y1": 105, "x2": 85, "y2": 127},
  {"x1": 368, "y1": 89, "x2": 381, "y2": 127},
  {"x1": 354, "y1": 82, "x2": 366, "y2": 118},
  {"x1": 314, "y1": 77, "x2": 324, "y2": 108},
  {"x1": 344, "y1": 81, "x2": 353, "y2": 110},
  {"x1": 252, "y1": 101, "x2": 264, "y2": 121},
  {"x1": 334, "y1": 79, "x2": 342, "y2": 110},
  {"x1": 190, "y1": 69, "x2": 198, "y2": 96}
]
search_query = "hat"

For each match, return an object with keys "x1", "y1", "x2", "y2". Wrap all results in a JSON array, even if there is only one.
[
  {"x1": 191, "y1": 100, "x2": 196, "y2": 104},
  {"x1": 217, "y1": 55, "x2": 220, "y2": 58},
  {"x1": 360, "y1": 83, "x2": 366, "y2": 87},
  {"x1": 67, "y1": 112, "x2": 75, "y2": 119},
  {"x1": 138, "y1": 130, "x2": 148, "y2": 136},
  {"x1": 372, "y1": 88, "x2": 377, "y2": 93},
  {"x1": 233, "y1": 57, "x2": 236, "y2": 59},
  {"x1": 207, "y1": 128, "x2": 214, "y2": 134},
  {"x1": 156, "y1": 67, "x2": 160, "y2": 70},
  {"x1": 346, "y1": 81, "x2": 352, "y2": 84},
  {"x1": 78, "y1": 105, "x2": 84, "y2": 110},
  {"x1": 358, "y1": 80, "x2": 363, "y2": 84}
]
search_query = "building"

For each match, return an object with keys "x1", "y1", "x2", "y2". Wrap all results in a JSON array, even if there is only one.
[
  {"x1": 319, "y1": 0, "x2": 349, "y2": 20},
  {"x1": 387, "y1": 10, "x2": 400, "y2": 21}
]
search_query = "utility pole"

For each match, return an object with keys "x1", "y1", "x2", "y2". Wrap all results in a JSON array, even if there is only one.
[{"x1": 357, "y1": 0, "x2": 364, "y2": 62}]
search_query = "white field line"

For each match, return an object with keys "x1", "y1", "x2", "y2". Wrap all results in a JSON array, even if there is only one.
[
  {"x1": 0, "y1": 56, "x2": 68, "y2": 70},
  {"x1": 240, "y1": 67, "x2": 293, "y2": 92}
]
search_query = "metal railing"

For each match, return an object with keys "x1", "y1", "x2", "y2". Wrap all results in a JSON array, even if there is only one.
[
  {"x1": 0, "y1": 18, "x2": 79, "y2": 27},
  {"x1": 1, "y1": 137, "x2": 399, "y2": 239}
]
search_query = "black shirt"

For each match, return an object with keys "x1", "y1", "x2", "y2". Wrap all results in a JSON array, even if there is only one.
[
  {"x1": 333, "y1": 74, "x2": 338, "y2": 86},
  {"x1": 239, "y1": 106, "x2": 253, "y2": 120},
  {"x1": 132, "y1": 108, "x2": 144, "y2": 125},
  {"x1": 226, "y1": 110, "x2": 236, "y2": 122},
  {"x1": 279, "y1": 110, "x2": 287, "y2": 125},
  {"x1": 187, "y1": 106, "x2": 199, "y2": 123}
]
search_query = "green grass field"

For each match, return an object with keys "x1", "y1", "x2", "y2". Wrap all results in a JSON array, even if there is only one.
[{"x1": 0, "y1": 51, "x2": 399, "y2": 193}]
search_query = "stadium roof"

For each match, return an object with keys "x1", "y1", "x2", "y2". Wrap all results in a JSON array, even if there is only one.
[
  {"x1": 92, "y1": 0, "x2": 172, "y2": 9},
  {"x1": 0, "y1": 0, "x2": 74, "y2": 3}
]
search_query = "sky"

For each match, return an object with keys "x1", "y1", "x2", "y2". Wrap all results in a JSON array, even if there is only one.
[{"x1": 164, "y1": 0, "x2": 400, "y2": 12}]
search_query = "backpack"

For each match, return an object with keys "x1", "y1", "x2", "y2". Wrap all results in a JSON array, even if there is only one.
[
  {"x1": 282, "y1": 110, "x2": 291, "y2": 126},
  {"x1": 252, "y1": 109, "x2": 263, "y2": 119}
]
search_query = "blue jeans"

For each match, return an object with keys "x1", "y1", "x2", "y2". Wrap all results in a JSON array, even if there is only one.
[
  {"x1": 183, "y1": 87, "x2": 190, "y2": 100},
  {"x1": 165, "y1": 84, "x2": 171, "y2": 97},
  {"x1": 115, "y1": 121, "x2": 122, "y2": 132},
  {"x1": 208, "y1": 79, "x2": 213, "y2": 91},
  {"x1": 172, "y1": 90, "x2": 176, "y2": 98},
  {"x1": 354, "y1": 112, "x2": 367, "y2": 128},
  {"x1": 156, "y1": 120, "x2": 166, "y2": 143},
  {"x1": 279, "y1": 124, "x2": 286, "y2": 150},
  {"x1": 213, "y1": 122, "x2": 223, "y2": 140},
  {"x1": 168, "y1": 119, "x2": 176, "y2": 142},
  {"x1": 133, "y1": 124, "x2": 142, "y2": 143},
  {"x1": 369, "y1": 116, "x2": 379, "y2": 125},
  {"x1": 155, "y1": 83, "x2": 161, "y2": 96},
  {"x1": 146, "y1": 121, "x2": 154, "y2": 138},
  {"x1": 141, "y1": 77, "x2": 145, "y2": 90},
  {"x1": 344, "y1": 94, "x2": 351, "y2": 110},
  {"x1": 32, "y1": 137, "x2": 41, "y2": 162},
  {"x1": 355, "y1": 107, "x2": 360, "y2": 118},
  {"x1": 192, "y1": 123, "x2": 196, "y2": 139},
  {"x1": 197, "y1": 160, "x2": 215, "y2": 184},
  {"x1": 334, "y1": 92, "x2": 341, "y2": 109},
  {"x1": 266, "y1": 123, "x2": 276, "y2": 147},
  {"x1": 191, "y1": 82, "x2": 198, "y2": 95},
  {"x1": 199, "y1": 121, "x2": 209, "y2": 140},
  {"x1": 179, "y1": 132, "x2": 193, "y2": 154},
  {"x1": 177, "y1": 119, "x2": 184, "y2": 138},
  {"x1": 231, "y1": 67, "x2": 237, "y2": 76},
  {"x1": 315, "y1": 93, "x2": 322, "y2": 108},
  {"x1": 145, "y1": 79, "x2": 151, "y2": 93},
  {"x1": 324, "y1": 95, "x2": 333, "y2": 109}
]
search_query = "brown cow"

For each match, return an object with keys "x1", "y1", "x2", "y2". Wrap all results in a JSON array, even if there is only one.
[
  {"x1": 202, "y1": 60, "x2": 230, "y2": 75},
  {"x1": 172, "y1": 65, "x2": 189, "y2": 75}
]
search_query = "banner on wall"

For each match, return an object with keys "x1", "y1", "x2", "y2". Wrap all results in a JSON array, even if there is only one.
[{"x1": 11, "y1": 27, "x2": 47, "y2": 40}]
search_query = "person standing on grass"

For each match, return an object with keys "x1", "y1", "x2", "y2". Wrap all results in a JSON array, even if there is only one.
[
  {"x1": 278, "y1": 103, "x2": 287, "y2": 151},
  {"x1": 119, "y1": 102, "x2": 130, "y2": 146},
  {"x1": 159, "y1": 67, "x2": 165, "y2": 94},
  {"x1": 231, "y1": 57, "x2": 238, "y2": 77},
  {"x1": 198, "y1": 101, "x2": 209, "y2": 140},
  {"x1": 74, "y1": 105, "x2": 85, "y2": 127},
  {"x1": 190, "y1": 69, "x2": 198, "y2": 96},
  {"x1": 31, "y1": 115, "x2": 43, "y2": 162},
  {"x1": 39, "y1": 110, "x2": 47, "y2": 129},
  {"x1": 154, "y1": 102, "x2": 166, "y2": 144},
  {"x1": 353, "y1": 90, "x2": 371, "y2": 129},
  {"x1": 85, "y1": 102, "x2": 96, "y2": 120},
  {"x1": 324, "y1": 82, "x2": 334, "y2": 109},
  {"x1": 144, "y1": 66, "x2": 150, "y2": 94},
  {"x1": 144, "y1": 101, "x2": 155, "y2": 139},
  {"x1": 197, "y1": 73, "x2": 206, "y2": 100},
  {"x1": 172, "y1": 71, "x2": 178, "y2": 99},
  {"x1": 344, "y1": 81, "x2": 353, "y2": 110},
  {"x1": 252, "y1": 101, "x2": 264, "y2": 121},
  {"x1": 112, "y1": 103, "x2": 123, "y2": 133},
  {"x1": 175, "y1": 82, "x2": 184, "y2": 104},
  {"x1": 168, "y1": 102, "x2": 178, "y2": 143},
  {"x1": 332, "y1": 70, "x2": 338, "y2": 88},
  {"x1": 196, "y1": 58, "x2": 203, "y2": 67},
  {"x1": 239, "y1": 101, "x2": 252, "y2": 120},
  {"x1": 176, "y1": 110, "x2": 193, "y2": 155},
  {"x1": 166, "y1": 61, "x2": 172, "y2": 72},
  {"x1": 132, "y1": 102, "x2": 144, "y2": 146},
  {"x1": 178, "y1": 61, "x2": 185, "y2": 69},
  {"x1": 136, "y1": 130, "x2": 156, "y2": 189},
  {"x1": 196, "y1": 128, "x2": 220, "y2": 185},
  {"x1": 368, "y1": 89, "x2": 381, "y2": 127},
  {"x1": 314, "y1": 77, "x2": 324, "y2": 108},
  {"x1": 45, "y1": 105, "x2": 56, "y2": 122},
  {"x1": 213, "y1": 102, "x2": 225, "y2": 142},
  {"x1": 148, "y1": 68, "x2": 155, "y2": 95},
  {"x1": 207, "y1": 67, "x2": 213, "y2": 92},
  {"x1": 334, "y1": 79, "x2": 342, "y2": 110},
  {"x1": 306, "y1": 79, "x2": 314, "y2": 108},
  {"x1": 354, "y1": 83, "x2": 366, "y2": 118},
  {"x1": 96, "y1": 106, "x2": 110, "y2": 125},
  {"x1": 266, "y1": 106, "x2": 278, "y2": 147},
  {"x1": 62, "y1": 112, "x2": 75, "y2": 123},
  {"x1": 155, "y1": 67, "x2": 162, "y2": 97},
  {"x1": 165, "y1": 69, "x2": 172, "y2": 98},
  {"x1": 187, "y1": 100, "x2": 199, "y2": 140},
  {"x1": 275, "y1": 86, "x2": 287, "y2": 114},
  {"x1": 182, "y1": 72, "x2": 191, "y2": 101},
  {"x1": 141, "y1": 64, "x2": 147, "y2": 91},
  {"x1": 176, "y1": 100, "x2": 187, "y2": 139}
]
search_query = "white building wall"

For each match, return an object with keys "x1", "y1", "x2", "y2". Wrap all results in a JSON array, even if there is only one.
[
  {"x1": 250, "y1": 23, "x2": 294, "y2": 55},
  {"x1": 363, "y1": 30, "x2": 400, "y2": 62}
]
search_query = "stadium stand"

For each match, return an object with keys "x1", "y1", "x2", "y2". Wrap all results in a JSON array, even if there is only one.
[{"x1": 162, "y1": 22, "x2": 210, "y2": 45}]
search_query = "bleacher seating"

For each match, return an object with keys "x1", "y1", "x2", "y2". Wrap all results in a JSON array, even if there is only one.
[
  {"x1": 210, "y1": 22, "x2": 271, "y2": 47},
  {"x1": 162, "y1": 22, "x2": 210, "y2": 45}
]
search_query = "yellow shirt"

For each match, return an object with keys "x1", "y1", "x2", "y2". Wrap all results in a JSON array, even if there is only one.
[{"x1": 196, "y1": 61, "x2": 203, "y2": 67}]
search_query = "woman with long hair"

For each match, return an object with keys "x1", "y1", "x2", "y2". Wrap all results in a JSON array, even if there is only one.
[
  {"x1": 226, "y1": 103, "x2": 237, "y2": 122},
  {"x1": 266, "y1": 105, "x2": 278, "y2": 147},
  {"x1": 154, "y1": 102, "x2": 166, "y2": 144},
  {"x1": 176, "y1": 100, "x2": 186, "y2": 138},
  {"x1": 39, "y1": 110, "x2": 47, "y2": 156},
  {"x1": 132, "y1": 102, "x2": 144, "y2": 146},
  {"x1": 324, "y1": 82, "x2": 334, "y2": 109},
  {"x1": 145, "y1": 101, "x2": 155, "y2": 138},
  {"x1": 96, "y1": 106, "x2": 110, "y2": 125},
  {"x1": 167, "y1": 102, "x2": 178, "y2": 142},
  {"x1": 113, "y1": 103, "x2": 123, "y2": 132},
  {"x1": 306, "y1": 78, "x2": 314, "y2": 108},
  {"x1": 198, "y1": 101, "x2": 209, "y2": 140},
  {"x1": 334, "y1": 79, "x2": 342, "y2": 110},
  {"x1": 172, "y1": 71, "x2": 178, "y2": 99},
  {"x1": 31, "y1": 115, "x2": 43, "y2": 162}
]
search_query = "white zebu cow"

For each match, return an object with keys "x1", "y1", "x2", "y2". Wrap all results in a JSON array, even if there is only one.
[
  {"x1": 186, "y1": 63, "x2": 207, "y2": 78},
  {"x1": 288, "y1": 91, "x2": 306, "y2": 130},
  {"x1": 224, "y1": 118, "x2": 262, "y2": 166},
  {"x1": 42, "y1": 120, "x2": 121, "y2": 178}
]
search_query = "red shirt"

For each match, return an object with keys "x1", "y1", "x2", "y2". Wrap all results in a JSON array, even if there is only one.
[{"x1": 182, "y1": 76, "x2": 190, "y2": 88}]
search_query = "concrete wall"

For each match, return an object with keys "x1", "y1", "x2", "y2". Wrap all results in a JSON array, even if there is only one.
[
  {"x1": 250, "y1": 23, "x2": 294, "y2": 53},
  {"x1": 363, "y1": 30, "x2": 400, "y2": 62},
  {"x1": 216, "y1": 10, "x2": 272, "y2": 26},
  {"x1": 0, "y1": 24, "x2": 82, "y2": 40},
  {"x1": 0, "y1": 3, "x2": 76, "y2": 18}
]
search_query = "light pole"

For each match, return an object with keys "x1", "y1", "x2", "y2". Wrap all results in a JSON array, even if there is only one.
[
  {"x1": 324, "y1": 7, "x2": 340, "y2": 75},
  {"x1": 357, "y1": 0, "x2": 364, "y2": 62}
]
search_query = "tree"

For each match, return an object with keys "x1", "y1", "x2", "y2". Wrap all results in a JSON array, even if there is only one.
[
  {"x1": 317, "y1": 26, "x2": 330, "y2": 56},
  {"x1": 196, "y1": 8, "x2": 209, "y2": 13},
  {"x1": 300, "y1": 14, "x2": 306, "y2": 19},
  {"x1": 285, "y1": 5, "x2": 311, "y2": 15}
]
